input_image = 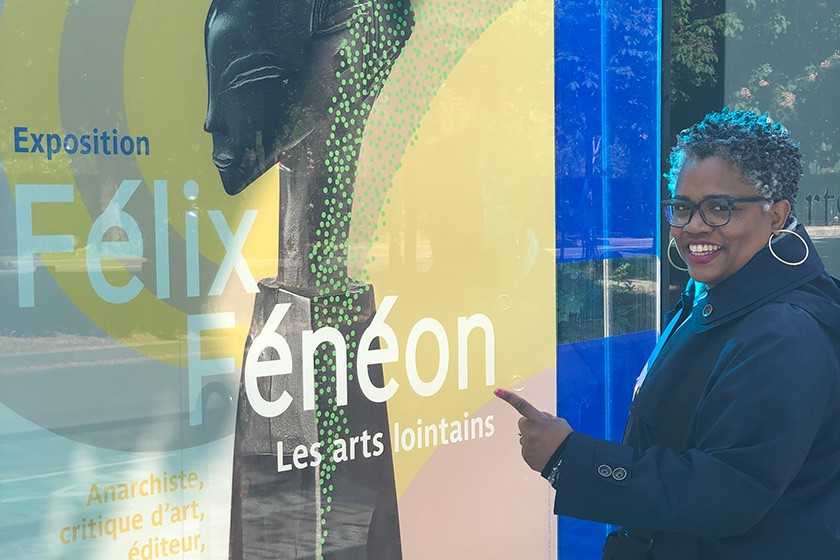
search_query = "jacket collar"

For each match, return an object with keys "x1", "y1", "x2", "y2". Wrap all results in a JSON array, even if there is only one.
[{"x1": 693, "y1": 224, "x2": 824, "y2": 333}]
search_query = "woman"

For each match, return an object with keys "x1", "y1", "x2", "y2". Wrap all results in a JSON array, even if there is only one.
[{"x1": 498, "y1": 109, "x2": 840, "y2": 559}]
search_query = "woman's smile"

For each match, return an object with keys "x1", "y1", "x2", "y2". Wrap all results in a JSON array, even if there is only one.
[{"x1": 686, "y1": 242, "x2": 723, "y2": 264}]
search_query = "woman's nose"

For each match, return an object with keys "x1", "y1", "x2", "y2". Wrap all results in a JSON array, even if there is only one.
[{"x1": 683, "y1": 207, "x2": 713, "y2": 233}]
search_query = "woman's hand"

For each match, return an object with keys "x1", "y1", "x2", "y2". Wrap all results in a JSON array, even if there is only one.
[{"x1": 495, "y1": 388, "x2": 573, "y2": 472}]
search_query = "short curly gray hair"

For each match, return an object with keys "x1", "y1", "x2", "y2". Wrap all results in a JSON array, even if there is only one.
[{"x1": 666, "y1": 108, "x2": 803, "y2": 210}]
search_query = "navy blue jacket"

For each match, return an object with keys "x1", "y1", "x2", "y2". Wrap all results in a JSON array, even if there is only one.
[{"x1": 553, "y1": 226, "x2": 840, "y2": 559}]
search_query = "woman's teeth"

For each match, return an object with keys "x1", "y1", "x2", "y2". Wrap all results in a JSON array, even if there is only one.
[{"x1": 689, "y1": 244, "x2": 720, "y2": 255}]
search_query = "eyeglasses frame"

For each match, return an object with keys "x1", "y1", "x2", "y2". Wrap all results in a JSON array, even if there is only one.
[{"x1": 661, "y1": 195, "x2": 773, "y2": 228}]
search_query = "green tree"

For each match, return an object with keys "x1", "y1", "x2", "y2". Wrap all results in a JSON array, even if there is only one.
[{"x1": 671, "y1": 0, "x2": 840, "y2": 173}]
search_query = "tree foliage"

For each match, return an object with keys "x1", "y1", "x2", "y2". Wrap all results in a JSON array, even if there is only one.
[{"x1": 672, "y1": 0, "x2": 840, "y2": 172}]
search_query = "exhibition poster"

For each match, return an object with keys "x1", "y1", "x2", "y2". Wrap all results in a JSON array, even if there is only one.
[{"x1": 0, "y1": 1, "x2": 556, "y2": 558}]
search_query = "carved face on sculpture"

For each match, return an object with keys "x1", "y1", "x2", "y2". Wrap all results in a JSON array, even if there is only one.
[{"x1": 203, "y1": 0, "x2": 359, "y2": 195}]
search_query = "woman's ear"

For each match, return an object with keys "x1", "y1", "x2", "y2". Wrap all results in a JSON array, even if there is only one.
[{"x1": 770, "y1": 199, "x2": 792, "y2": 230}]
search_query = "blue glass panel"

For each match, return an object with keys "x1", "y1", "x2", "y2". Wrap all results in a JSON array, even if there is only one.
[
  {"x1": 554, "y1": 0, "x2": 661, "y2": 552},
  {"x1": 555, "y1": 0, "x2": 660, "y2": 263},
  {"x1": 556, "y1": 330, "x2": 656, "y2": 559}
]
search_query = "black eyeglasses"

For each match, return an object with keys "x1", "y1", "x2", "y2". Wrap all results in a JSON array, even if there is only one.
[{"x1": 662, "y1": 196, "x2": 771, "y2": 228}]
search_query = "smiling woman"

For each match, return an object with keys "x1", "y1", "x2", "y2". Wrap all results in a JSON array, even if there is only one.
[
  {"x1": 663, "y1": 109, "x2": 801, "y2": 287},
  {"x1": 667, "y1": 156, "x2": 790, "y2": 287},
  {"x1": 499, "y1": 109, "x2": 840, "y2": 559}
]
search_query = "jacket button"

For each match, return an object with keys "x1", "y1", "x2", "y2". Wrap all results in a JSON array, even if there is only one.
[
  {"x1": 702, "y1": 304, "x2": 713, "y2": 317},
  {"x1": 597, "y1": 464, "x2": 613, "y2": 477},
  {"x1": 612, "y1": 467, "x2": 627, "y2": 481}
]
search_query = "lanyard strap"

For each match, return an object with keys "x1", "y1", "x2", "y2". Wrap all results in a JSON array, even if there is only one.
[{"x1": 633, "y1": 287, "x2": 705, "y2": 398}]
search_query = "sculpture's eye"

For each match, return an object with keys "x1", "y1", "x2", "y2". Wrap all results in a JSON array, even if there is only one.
[{"x1": 220, "y1": 52, "x2": 288, "y2": 94}]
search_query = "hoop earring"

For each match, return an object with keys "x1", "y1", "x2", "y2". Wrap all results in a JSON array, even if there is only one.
[
  {"x1": 768, "y1": 229, "x2": 809, "y2": 266},
  {"x1": 667, "y1": 237, "x2": 688, "y2": 271}
]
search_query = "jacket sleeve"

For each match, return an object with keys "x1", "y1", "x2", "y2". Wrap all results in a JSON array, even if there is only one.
[{"x1": 551, "y1": 304, "x2": 838, "y2": 539}]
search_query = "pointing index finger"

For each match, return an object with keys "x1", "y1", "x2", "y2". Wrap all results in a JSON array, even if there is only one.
[{"x1": 494, "y1": 388, "x2": 543, "y2": 420}]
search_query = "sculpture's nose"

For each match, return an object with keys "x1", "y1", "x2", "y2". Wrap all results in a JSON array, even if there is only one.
[{"x1": 204, "y1": 100, "x2": 225, "y2": 134}]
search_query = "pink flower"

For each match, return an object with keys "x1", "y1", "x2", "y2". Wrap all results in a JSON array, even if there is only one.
[
  {"x1": 780, "y1": 91, "x2": 796, "y2": 108},
  {"x1": 759, "y1": 79, "x2": 770, "y2": 87},
  {"x1": 808, "y1": 72, "x2": 817, "y2": 81},
  {"x1": 820, "y1": 60, "x2": 831, "y2": 69},
  {"x1": 740, "y1": 87, "x2": 752, "y2": 98}
]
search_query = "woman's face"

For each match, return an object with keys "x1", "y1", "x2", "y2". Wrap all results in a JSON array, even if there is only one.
[{"x1": 672, "y1": 156, "x2": 790, "y2": 287}]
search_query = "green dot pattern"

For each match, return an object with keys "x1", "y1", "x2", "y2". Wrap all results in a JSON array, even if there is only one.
[
  {"x1": 309, "y1": 1, "x2": 515, "y2": 557},
  {"x1": 346, "y1": 0, "x2": 516, "y2": 280},
  {"x1": 311, "y1": 3, "x2": 413, "y2": 557}
]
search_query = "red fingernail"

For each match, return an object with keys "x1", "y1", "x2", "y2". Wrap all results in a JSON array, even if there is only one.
[{"x1": 494, "y1": 388, "x2": 504, "y2": 397}]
